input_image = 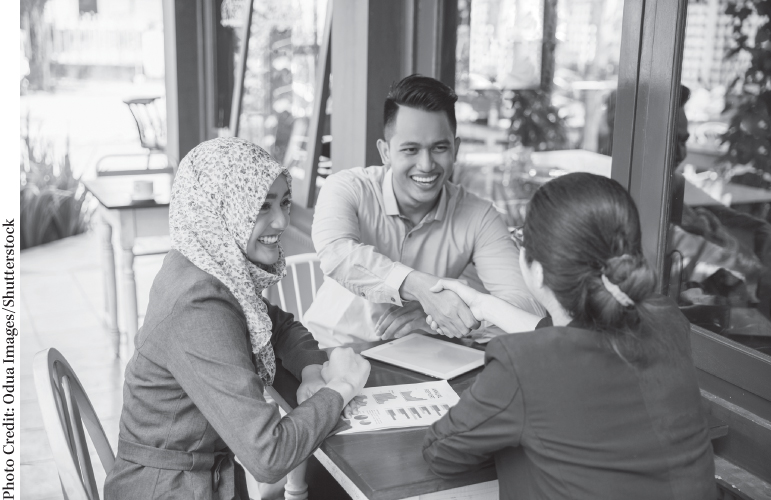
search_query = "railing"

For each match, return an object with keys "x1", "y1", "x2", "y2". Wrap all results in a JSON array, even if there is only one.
[{"x1": 50, "y1": 27, "x2": 146, "y2": 66}]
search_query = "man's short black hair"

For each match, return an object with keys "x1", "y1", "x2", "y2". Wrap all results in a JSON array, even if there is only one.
[{"x1": 383, "y1": 74, "x2": 458, "y2": 140}]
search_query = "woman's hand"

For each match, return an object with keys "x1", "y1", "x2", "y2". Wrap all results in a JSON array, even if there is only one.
[
  {"x1": 321, "y1": 348, "x2": 370, "y2": 406},
  {"x1": 342, "y1": 397, "x2": 365, "y2": 419},
  {"x1": 426, "y1": 280, "x2": 487, "y2": 335},
  {"x1": 296, "y1": 364, "x2": 326, "y2": 404},
  {"x1": 401, "y1": 271, "x2": 479, "y2": 338}
]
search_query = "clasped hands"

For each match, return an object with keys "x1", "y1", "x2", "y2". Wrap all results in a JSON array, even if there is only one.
[
  {"x1": 376, "y1": 271, "x2": 481, "y2": 340},
  {"x1": 297, "y1": 347, "x2": 370, "y2": 417},
  {"x1": 296, "y1": 275, "x2": 483, "y2": 417}
]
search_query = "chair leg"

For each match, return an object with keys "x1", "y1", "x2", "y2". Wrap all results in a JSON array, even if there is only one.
[
  {"x1": 257, "y1": 476, "x2": 288, "y2": 500},
  {"x1": 284, "y1": 460, "x2": 309, "y2": 500}
]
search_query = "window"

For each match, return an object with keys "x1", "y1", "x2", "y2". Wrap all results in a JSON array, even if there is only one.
[
  {"x1": 453, "y1": 0, "x2": 626, "y2": 227},
  {"x1": 230, "y1": 0, "x2": 329, "y2": 170},
  {"x1": 79, "y1": 0, "x2": 98, "y2": 15},
  {"x1": 620, "y1": 0, "x2": 771, "y2": 480},
  {"x1": 664, "y1": 0, "x2": 771, "y2": 359}
]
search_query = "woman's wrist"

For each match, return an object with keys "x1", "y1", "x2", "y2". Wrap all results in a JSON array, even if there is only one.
[
  {"x1": 470, "y1": 293, "x2": 491, "y2": 322},
  {"x1": 324, "y1": 379, "x2": 357, "y2": 406}
]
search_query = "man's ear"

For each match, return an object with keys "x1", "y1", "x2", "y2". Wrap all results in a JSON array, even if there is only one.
[
  {"x1": 453, "y1": 136, "x2": 461, "y2": 161},
  {"x1": 376, "y1": 138, "x2": 390, "y2": 166}
]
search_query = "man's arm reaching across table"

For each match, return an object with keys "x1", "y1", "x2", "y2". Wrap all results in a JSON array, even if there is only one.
[
  {"x1": 313, "y1": 170, "x2": 413, "y2": 307},
  {"x1": 312, "y1": 170, "x2": 480, "y2": 339}
]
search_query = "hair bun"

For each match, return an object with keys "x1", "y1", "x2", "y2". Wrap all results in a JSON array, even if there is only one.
[{"x1": 602, "y1": 254, "x2": 656, "y2": 304}]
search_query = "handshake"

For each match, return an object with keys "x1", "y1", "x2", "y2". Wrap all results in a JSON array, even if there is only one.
[
  {"x1": 297, "y1": 347, "x2": 371, "y2": 417},
  {"x1": 376, "y1": 271, "x2": 486, "y2": 341}
]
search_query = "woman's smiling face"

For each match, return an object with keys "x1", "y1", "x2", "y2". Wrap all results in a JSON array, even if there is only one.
[{"x1": 246, "y1": 174, "x2": 291, "y2": 266}]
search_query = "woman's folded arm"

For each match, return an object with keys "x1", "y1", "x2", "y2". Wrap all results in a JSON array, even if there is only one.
[
  {"x1": 265, "y1": 298, "x2": 328, "y2": 379},
  {"x1": 158, "y1": 281, "x2": 343, "y2": 483}
]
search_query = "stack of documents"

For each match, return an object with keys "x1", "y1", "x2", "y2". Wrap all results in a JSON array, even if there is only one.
[{"x1": 337, "y1": 380, "x2": 460, "y2": 435}]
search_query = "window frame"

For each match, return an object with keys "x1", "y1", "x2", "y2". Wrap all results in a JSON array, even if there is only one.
[{"x1": 615, "y1": 0, "x2": 771, "y2": 480}]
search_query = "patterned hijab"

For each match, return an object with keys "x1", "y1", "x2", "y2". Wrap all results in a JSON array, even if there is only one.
[{"x1": 169, "y1": 137, "x2": 290, "y2": 385}]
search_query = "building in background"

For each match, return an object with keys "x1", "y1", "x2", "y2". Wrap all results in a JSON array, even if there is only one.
[
  {"x1": 681, "y1": 0, "x2": 756, "y2": 92},
  {"x1": 22, "y1": 0, "x2": 164, "y2": 85}
]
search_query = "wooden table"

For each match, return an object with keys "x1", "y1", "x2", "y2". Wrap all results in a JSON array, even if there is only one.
[
  {"x1": 532, "y1": 150, "x2": 771, "y2": 208},
  {"x1": 267, "y1": 337, "x2": 730, "y2": 500},
  {"x1": 268, "y1": 340, "x2": 497, "y2": 500},
  {"x1": 683, "y1": 179, "x2": 771, "y2": 207},
  {"x1": 83, "y1": 173, "x2": 173, "y2": 356}
]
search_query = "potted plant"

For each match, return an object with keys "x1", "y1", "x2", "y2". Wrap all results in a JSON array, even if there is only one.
[
  {"x1": 721, "y1": 0, "x2": 771, "y2": 176},
  {"x1": 506, "y1": 89, "x2": 568, "y2": 152},
  {"x1": 20, "y1": 117, "x2": 90, "y2": 249}
]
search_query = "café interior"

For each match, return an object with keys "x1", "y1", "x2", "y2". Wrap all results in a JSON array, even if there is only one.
[{"x1": 23, "y1": 0, "x2": 771, "y2": 498}]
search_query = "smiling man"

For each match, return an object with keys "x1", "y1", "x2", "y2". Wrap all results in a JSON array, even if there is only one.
[{"x1": 304, "y1": 75, "x2": 546, "y2": 348}]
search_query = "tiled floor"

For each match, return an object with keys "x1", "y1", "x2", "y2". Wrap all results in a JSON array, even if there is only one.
[{"x1": 21, "y1": 230, "x2": 164, "y2": 499}]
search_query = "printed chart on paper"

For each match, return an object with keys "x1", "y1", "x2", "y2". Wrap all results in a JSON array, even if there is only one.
[{"x1": 337, "y1": 381, "x2": 461, "y2": 435}]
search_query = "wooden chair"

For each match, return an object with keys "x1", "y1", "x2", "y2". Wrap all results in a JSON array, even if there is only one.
[
  {"x1": 33, "y1": 348, "x2": 115, "y2": 500},
  {"x1": 262, "y1": 252, "x2": 323, "y2": 500}
]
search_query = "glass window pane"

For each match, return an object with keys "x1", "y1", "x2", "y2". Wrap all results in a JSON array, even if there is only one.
[
  {"x1": 665, "y1": 0, "x2": 771, "y2": 357},
  {"x1": 454, "y1": 0, "x2": 625, "y2": 227},
  {"x1": 229, "y1": 0, "x2": 328, "y2": 167}
]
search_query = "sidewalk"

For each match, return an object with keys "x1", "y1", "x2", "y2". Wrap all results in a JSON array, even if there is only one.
[{"x1": 20, "y1": 230, "x2": 164, "y2": 499}]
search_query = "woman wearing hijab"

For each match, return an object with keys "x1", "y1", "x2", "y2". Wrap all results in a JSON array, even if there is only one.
[
  {"x1": 105, "y1": 137, "x2": 370, "y2": 499},
  {"x1": 422, "y1": 173, "x2": 715, "y2": 499}
]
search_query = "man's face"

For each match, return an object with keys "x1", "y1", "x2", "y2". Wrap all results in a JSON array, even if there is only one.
[{"x1": 377, "y1": 106, "x2": 460, "y2": 215}]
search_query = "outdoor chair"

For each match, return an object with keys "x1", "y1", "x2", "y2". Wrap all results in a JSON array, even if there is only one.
[
  {"x1": 262, "y1": 252, "x2": 323, "y2": 500},
  {"x1": 33, "y1": 348, "x2": 115, "y2": 500},
  {"x1": 95, "y1": 96, "x2": 172, "y2": 176}
]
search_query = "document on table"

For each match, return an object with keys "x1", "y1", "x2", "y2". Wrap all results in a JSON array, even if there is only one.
[{"x1": 336, "y1": 381, "x2": 460, "y2": 435}]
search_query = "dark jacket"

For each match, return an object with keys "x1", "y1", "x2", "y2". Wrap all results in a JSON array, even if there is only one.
[
  {"x1": 423, "y1": 295, "x2": 715, "y2": 500},
  {"x1": 105, "y1": 250, "x2": 343, "y2": 499}
]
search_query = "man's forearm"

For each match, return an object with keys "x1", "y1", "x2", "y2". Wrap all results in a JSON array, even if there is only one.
[{"x1": 317, "y1": 239, "x2": 412, "y2": 305}]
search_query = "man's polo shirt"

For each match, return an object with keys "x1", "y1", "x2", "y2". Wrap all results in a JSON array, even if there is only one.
[{"x1": 303, "y1": 166, "x2": 546, "y2": 348}]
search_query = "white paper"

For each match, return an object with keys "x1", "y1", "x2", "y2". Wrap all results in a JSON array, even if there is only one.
[{"x1": 336, "y1": 381, "x2": 460, "y2": 435}]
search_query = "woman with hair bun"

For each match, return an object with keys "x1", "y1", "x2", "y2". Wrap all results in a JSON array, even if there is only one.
[{"x1": 422, "y1": 172, "x2": 715, "y2": 499}]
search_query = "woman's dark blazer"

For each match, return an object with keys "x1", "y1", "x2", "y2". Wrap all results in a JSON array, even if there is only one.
[
  {"x1": 105, "y1": 250, "x2": 343, "y2": 499},
  {"x1": 423, "y1": 295, "x2": 716, "y2": 500}
]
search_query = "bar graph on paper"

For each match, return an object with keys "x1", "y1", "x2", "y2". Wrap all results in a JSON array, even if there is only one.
[{"x1": 337, "y1": 381, "x2": 460, "y2": 434}]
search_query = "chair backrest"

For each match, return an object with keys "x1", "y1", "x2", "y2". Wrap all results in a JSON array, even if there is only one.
[
  {"x1": 123, "y1": 97, "x2": 166, "y2": 152},
  {"x1": 264, "y1": 253, "x2": 322, "y2": 322},
  {"x1": 33, "y1": 348, "x2": 115, "y2": 500}
]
